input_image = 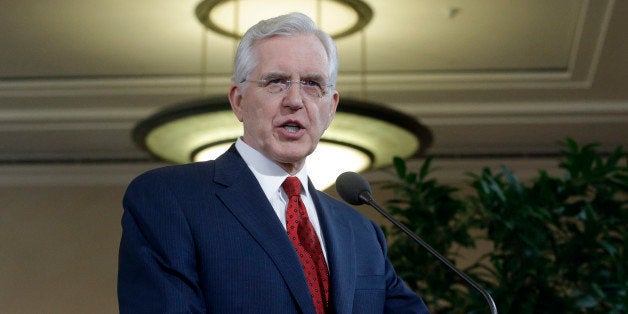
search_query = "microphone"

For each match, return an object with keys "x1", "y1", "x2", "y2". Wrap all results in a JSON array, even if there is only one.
[{"x1": 336, "y1": 171, "x2": 498, "y2": 314}]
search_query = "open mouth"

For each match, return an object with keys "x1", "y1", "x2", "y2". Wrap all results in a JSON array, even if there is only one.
[{"x1": 282, "y1": 122, "x2": 302, "y2": 133}]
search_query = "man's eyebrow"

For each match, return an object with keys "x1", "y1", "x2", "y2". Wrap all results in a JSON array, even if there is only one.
[
  {"x1": 260, "y1": 72, "x2": 288, "y2": 80},
  {"x1": 258, "y1": 72, "x2": 327, "y2": 81},
  {"x1": 301, "y1": 73, "x2": 326, "y2": 82}
]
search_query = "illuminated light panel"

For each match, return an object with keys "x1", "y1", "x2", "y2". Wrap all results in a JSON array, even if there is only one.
[
  {"x1": 134, "y1": 97, "x2": 432, "y2": 190},
  {"x1": 191, "y1": 140, "x2": 371, "y2": 190},
  {"x1": 195, "y1": 0, "x2": 373, "y2": 39}
]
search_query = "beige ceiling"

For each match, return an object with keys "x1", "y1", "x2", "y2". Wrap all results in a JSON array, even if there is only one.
[{"x1": 0, "y1": 0, "x2": 626, "y2": 165}]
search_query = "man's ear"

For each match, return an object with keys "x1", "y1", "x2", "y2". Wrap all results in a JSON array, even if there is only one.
[
  {"x1": 228, "y1": 85, "x2": 244, "y2": 122},
  {"x1": 325, "y1": 90, "x2": 340, "y2": 129}
]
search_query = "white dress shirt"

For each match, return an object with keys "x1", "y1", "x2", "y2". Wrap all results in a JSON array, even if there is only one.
[{"x1": 235, "y1": 138, "x2": 328, "y2": 260}]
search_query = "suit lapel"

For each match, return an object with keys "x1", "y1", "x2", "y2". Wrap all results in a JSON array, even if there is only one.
[
  {"x1": 213, "y1": 147, "x2": 316, "y2": 314},
  {"x1": 310, "y1": 182, "x2": 356, "y2": 314}
]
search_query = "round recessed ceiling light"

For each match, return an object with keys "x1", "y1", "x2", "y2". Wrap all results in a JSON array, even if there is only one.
[
  {"x1": 133, "y1": 97, "x2": 432, "y2": 189},
  {"x1": 195, "y1": 0, "x2": 373, "y2": 39}
]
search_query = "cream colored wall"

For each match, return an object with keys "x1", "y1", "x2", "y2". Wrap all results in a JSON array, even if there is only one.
[{"x1": 0, "y1": 185, "x2": 124, "y2": 314}]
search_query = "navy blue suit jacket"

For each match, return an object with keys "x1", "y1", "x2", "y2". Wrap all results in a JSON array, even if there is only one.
[{"x1": 118, "y1": 146, "x2": 429, "y2": 313}]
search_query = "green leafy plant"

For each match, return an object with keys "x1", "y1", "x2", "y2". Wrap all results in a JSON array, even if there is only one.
[
  {"x1": 381, "y1": 139, "x2": 627, "y2": 313},
  {"x1": 380, "y1": 156, "x2": 476, "y2": 312}
]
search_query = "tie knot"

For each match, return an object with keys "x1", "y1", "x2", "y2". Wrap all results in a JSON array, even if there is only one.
[{"x1": 282, "y1": 176, "x2": 302, "y2": 197}]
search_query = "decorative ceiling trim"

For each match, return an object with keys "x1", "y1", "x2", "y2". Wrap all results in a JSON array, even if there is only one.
[
  {"x1": 0, "y1": 1, "x2": 616, "y2": 97},
  {"x1": 2, "y1": 101, "x2": 626, "y2": 127},
  {"x1": 566, "y1": 0, "x2": 615, "y2": 88}
]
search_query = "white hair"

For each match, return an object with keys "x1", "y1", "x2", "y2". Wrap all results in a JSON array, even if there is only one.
[{"x1": 232, "y1": 12, "x2": 339, "y2": 87}]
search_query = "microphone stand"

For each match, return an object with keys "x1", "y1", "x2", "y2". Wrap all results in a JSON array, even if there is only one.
[{"x1": 358, "y1": 191, "x2": 498, "y2": 314}]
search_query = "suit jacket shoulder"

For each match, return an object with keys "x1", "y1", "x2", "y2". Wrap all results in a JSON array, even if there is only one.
[{"x1": 119, "y1": 146, "x2": 429, "y2": 314}]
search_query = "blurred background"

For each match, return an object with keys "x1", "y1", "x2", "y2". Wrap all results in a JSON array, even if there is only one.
[{"x1": 1, "y1": 0, "x2": 626, "y2": 312}]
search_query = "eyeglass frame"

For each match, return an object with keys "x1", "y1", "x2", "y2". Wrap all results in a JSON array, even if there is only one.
[{"x1": 240, "y1": 78, "x2": 335, "y2": 99}]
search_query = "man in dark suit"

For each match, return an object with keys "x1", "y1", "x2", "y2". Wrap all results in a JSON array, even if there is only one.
[{"x1": 118, "y1": 12, "x2": 429, "y2": 314}]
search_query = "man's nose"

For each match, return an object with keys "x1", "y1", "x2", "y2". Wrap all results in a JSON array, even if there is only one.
[{"x1": 283, "y1": 82, "x2": 304, "y2": 108}]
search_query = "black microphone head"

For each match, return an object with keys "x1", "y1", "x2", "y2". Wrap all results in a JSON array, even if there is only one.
[{"x1": 336, "y1": 171, "x2": 372, "y2": 205}]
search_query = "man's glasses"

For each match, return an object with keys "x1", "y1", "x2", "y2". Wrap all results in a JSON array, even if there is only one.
[{"x1": 242, "y1": 78, "x2": 334, "y2": 99}]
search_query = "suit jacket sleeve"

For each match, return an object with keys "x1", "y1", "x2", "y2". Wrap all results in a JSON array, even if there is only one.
[
  {"x1": 374, "y1": 220, "x2": 429, "y2": 313},
  {"x1": 315, "y1": 190, "x2": 429, "y2": 314},
  {"x1": 117, "y1": 168, "x2": 206, "y2": 313}
]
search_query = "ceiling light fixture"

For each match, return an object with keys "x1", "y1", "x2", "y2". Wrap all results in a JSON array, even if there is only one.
[
  {"x1": 132, "y1": 0, "x2": 432, "y2": 190},
  {"x1": 133, "y1": 97, "x2": 432, "y2": 190},
  {"x1": 195, "y1": 0, "x2": 373, "y2": 39}
]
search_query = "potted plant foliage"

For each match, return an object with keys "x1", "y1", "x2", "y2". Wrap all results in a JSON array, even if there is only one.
[{"x1": 381, "y1": 139, "x2": 627, "y2": 313}]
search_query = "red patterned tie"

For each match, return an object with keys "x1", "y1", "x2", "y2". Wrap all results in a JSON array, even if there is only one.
[{"x1": 282, "y1": 176, "x2": 330, "y2": 314}]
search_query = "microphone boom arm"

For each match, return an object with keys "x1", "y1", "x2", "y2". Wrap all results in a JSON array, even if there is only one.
[{"x1": 358, "y1": 191, "x2": 498, "y2": 314}]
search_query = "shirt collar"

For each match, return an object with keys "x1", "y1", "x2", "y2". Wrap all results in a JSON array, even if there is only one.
[{"x1": 235, "y1": 138, "x2": 310, "y2": 198}]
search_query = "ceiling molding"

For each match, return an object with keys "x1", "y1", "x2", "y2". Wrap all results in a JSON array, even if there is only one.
[
  {"x1": 0, "y1": 0, "x2": 624, "y2": 170},
  {"x1": 397, "y1": 101, "x2": 628, "y2": 120},
  {"x1": 2, "y1": 100, "x2": 626, "y2": 127},
  {"x1": 0, "y1": 76, "x2": 228, "y2": 98},
  {"x1": 0, "y1": 99, "x2": 624, "y2": 162},
  {"x1": 0, "y1": 1, "x2": 614, "y2": 95}
]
